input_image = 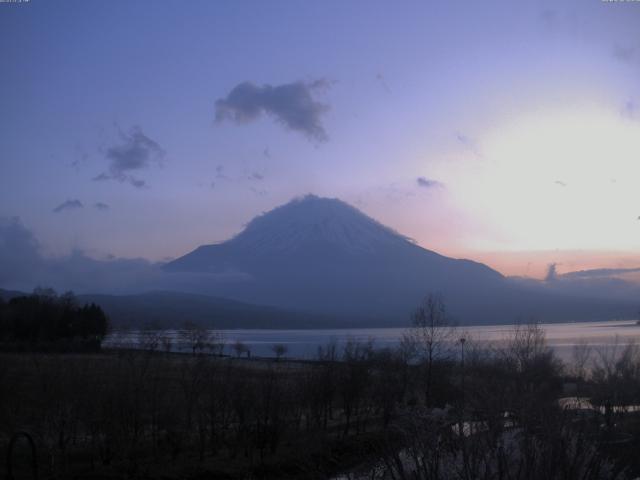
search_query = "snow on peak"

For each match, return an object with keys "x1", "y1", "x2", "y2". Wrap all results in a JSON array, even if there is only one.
[{"x1": 229, "y1": 195, "x2": 409, "y2": 254}]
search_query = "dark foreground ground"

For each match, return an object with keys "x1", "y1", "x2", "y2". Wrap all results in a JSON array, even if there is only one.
[{"x1": 4, "y1": 326, "x2": 640, "y2": 479}]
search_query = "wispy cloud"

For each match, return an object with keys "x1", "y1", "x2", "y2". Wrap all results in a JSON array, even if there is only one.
[
  {"x1": 94, "y1": 126, "x2": 164, "y2": 188},
  {"x1": 613, "y1": 44, "x2": 638, "y2": 64},
  {"x1": 416, "y1": 177, "x2": 444, "y2": 189},
  {"x1": 375, "y1": 73, "x2": 392, "y2": 94},
  {"x1": 539, "y1": 9, "x2": 557, "y2": 28},
  {"x1": 94, "y1": 202, "x2": 110, "y2": 211},
  {"x1": 561, "y1": 267, "x2": 640, "y2": 280},
  {"x1": 455, "y1": 132, "x2": 483, "y2": 157},
  {"x1": 215, "y1": 80, "x2": 331, "y2": 141},
  {"x1": 215, "y1": 165, "x2": 227, "y2": 180},
  {"x1": 622, "y1": 99, "x2": 637, "y2": 119},
  {"x1": 53, "y1": 199, "x2": 83, "y2": 213}
]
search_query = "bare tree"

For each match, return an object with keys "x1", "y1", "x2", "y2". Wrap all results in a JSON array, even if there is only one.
[
  {"x1": 271, "y1": 343, "x2": 288, "y2": 361},
  {"x1": 505, "y1": 321, "x2": 550, "y2": 372},
  {"x1": 403, "y1": 293, "x2": 455, "y2": 406},
  {"x1": 232, "y1": 340, "x2": 249, "y2": 358},
  {"x1": 138, "y1": 329, "x2": 161, "y2": 353},
  {"x1": 179, "y1": 321, "x2": 212, "y2": 356},
  {"x1": 207, "y1": 331, "x2": 226, "y2": 356},
  {"x1": 570, "y1": 338, "x2": 592, "y2": 381}
]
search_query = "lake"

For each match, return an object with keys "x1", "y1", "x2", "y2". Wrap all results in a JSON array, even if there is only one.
[{"x1": 105, "y1": 319, "x2": 640, "y2": 362}]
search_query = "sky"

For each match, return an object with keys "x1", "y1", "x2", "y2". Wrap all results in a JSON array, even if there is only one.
[{"x1": 1, "y1": 0, "x2": 640, "y2": 279}]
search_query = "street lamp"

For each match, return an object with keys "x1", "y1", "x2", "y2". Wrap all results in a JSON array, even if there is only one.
[{"x1": 460, "y1": 337, "x2": 466, "y2": 427}]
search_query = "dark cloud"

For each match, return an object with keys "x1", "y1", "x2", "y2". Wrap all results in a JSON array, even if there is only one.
[
  {"x1": 416, "y1": 177, "x2": 443, "y2": 189},
  {"x1": 263, "y1": 148, "x2": 271, "y2": 159},
  {"x1": 0, "y1": 217, "x2": 44, "y2": 287},
  {"x1": 94, "y1": 202, "x2": 110, "y2": 211},
  {"x1": 53, "y1": 199, "x2": 83, "y2": 213},
  {"x1": 129, "y1": 177, "x2": 146, "y2": 189},
  {"x1": 554, "y1": 180, "x2": 567, "y2": 187},
  {"x1": 215, "y1": 80, "x2": 330, "y2": 141},
  {"x1": 0, "y1": 219, "x2": 247, "y2": 294},
  {"x1": 545, "y1": 263, "x2": 558, "y2": 282},
  {"x1": 94, "y1": 126, "x2": 164, "y2": 187},
  {"x1": 93, "y1": 173, "x2": 111, "y2": 182},
  {"x1": 249, "y1": 172, "x2": 264, "y2": 181}
]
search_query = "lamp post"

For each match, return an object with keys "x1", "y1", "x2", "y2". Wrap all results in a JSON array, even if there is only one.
[{"x1": 460, "y1": 337, "x2": 466, "y2": 424}]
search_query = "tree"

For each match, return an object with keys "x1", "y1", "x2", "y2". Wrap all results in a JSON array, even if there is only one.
[
  {"x1": 271, "y1": 343, "x2": 288, "y2": 361},
  {"x1": 232, "y1": 340, "x2": 249, "y2": 358},
  {"x1": 403, "y1": 293, "x2": 455, "y2": 406},
  {"x1": 179, "y1": 321, "x2": 212, "y2": 356}
]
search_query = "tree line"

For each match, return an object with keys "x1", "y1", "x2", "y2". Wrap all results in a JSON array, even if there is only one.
[{"x1": 0, "y1": 288, "x2": 109, "y2": 349}]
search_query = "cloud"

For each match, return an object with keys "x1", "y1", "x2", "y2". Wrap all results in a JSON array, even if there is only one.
[
  {"x1": 93, "y1": 173, "x2": 111, "y2": 182},
  {"x1": 94, "y1": 126, "x2": 165, "y2": 187},
  {"x1": 554, "y1": 180, "x2": 567, "y2": 187},
  {"x1": 561, "y1": 267, "x2": 640, "y2": 280},
  {"x1": 129, "y1": 177, "x2": 146, "y2": 189},
  {"x1": 215, "y1": 165, "x2": 227, "y2": 179},
  {"x1": 70, "y1": 147, "x2": 89, "y2": 171},
  {"x1": 455, "y1": 132, "x2": 483, "y2": 157},
  {"x1": 416, "y1": 177, "x2": 443, "y2": 189},
  {"x1": 0, "y1": 218, "x2": 249, "y2": 295},
  {"x1": 622, "y1": 99, "x2": 636, "y2": 119},
  {"x1": 94, "y1": 202, "x2": 110, "y2": 211},
  {"x1": 215, "y1": 80, "x2": 330, "y2": 141},
  {"x1": 613, "y1": 44, "x2": 638, "y2": 64},
  {"x1": 0, "y1": 217, "x2": 45, "y2": 287},
  {"x1": 53, "y1": 199, "x2": 83, "y2": 213},
  {"x1": 539, "y1": 9, "x2": 557, "y2": 27},
  {"x1": 545, "y1": 263, "x2": 558, "y2": 282},
  {"x1": 250, "y1": 187, "x2": 268, "y2": 196},
  {"x1": 375, "y1": 73, "x2": 392, "y2": 94},
  {"x1": 249, "y1": 172, "x2": 264, "y2": 181}
]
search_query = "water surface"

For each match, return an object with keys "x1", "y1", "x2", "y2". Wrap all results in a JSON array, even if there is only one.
[{"x1": 106, "y1": 319, "x2": 640, "y2": 361}]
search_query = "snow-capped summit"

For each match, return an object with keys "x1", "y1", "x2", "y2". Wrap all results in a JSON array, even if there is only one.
[{"x1": 228, "y1": 195, "x2": 409, "y2": 254}]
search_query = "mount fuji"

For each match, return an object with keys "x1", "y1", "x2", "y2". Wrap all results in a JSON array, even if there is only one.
[{"x1": 165, "y1": 195, "x2": 634, "y2": 325}]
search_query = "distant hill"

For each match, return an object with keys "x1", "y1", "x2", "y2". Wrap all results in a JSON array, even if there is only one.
[
  {"x1": 78, "y1": 291, "x2": 348, "y2": 329},
  {"x1": 165, "y1": 195, "x2": 638, "y2": 324},
  {"x1": 0, "y1": 288, "x2": 24, "y2": 302},
  {"x1": 1, "y1": 288, "x2": 345, "y2": 329}
]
